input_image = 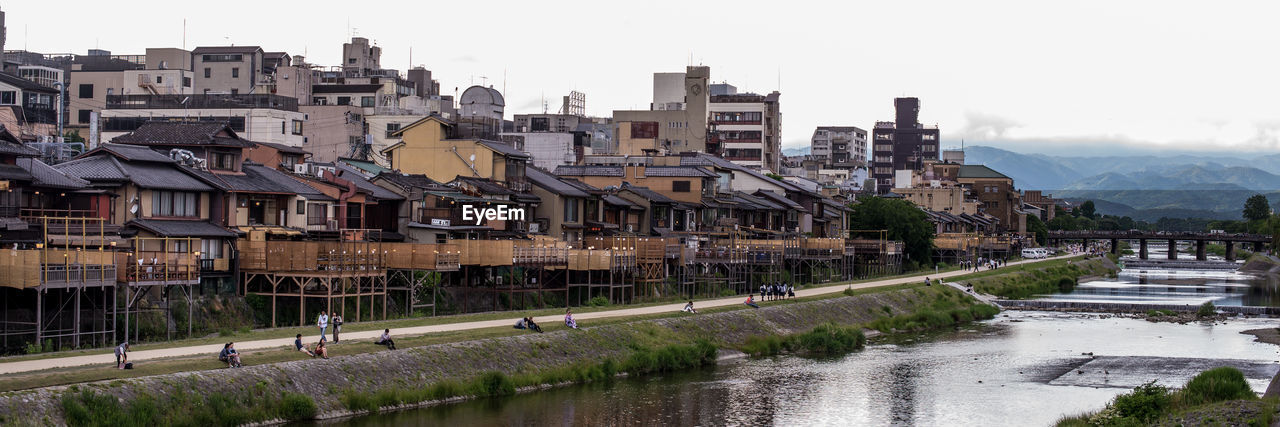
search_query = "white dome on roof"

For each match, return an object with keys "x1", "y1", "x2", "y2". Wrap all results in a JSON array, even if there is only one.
[{"x1": 460, "y1": 85, "x2": 504, "y2": 107}]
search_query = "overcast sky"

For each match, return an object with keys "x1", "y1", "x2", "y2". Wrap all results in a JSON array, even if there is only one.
[{"x1": 5, "y1": 1, "x2": 1278, "y2": 156}]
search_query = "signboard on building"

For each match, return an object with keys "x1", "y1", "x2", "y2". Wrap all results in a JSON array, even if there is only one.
[{"x1": 431, "y1": 218, "x2": 450, "y2": 227}]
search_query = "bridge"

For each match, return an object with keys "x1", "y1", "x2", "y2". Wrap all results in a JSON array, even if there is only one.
[{"x1": 1047, "y1": 230, "x2": 1270, "y2": 261}]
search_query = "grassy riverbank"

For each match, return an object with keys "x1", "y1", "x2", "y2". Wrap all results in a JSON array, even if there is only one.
[
  {"x1": 959, "y1": 255, "x2": 1118, "y2": 299},
  {"x1": 1056, "y1": 367, "x2": 1277, "y2": 427}
]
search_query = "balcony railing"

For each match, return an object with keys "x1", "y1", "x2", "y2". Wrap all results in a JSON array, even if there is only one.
[{"x1": 106, "y1": 94, "x2": 299, "y2": 112}]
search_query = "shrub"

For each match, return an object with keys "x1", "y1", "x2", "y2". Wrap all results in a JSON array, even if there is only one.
[
  {"x1": 842, "y1": 288, "x2": 856, "y2": 297},
  {"x1": 794, "y1": 323, "x2": 865, "y2": 356},
  {"x1": 276, "y1": 392, "x2": 317, "y2": 420},
  {"x1": 473, "y1": 372, "x2": 516, "y2": 397},
  {"x1": 340, "y1": 390, "x2": 378, "y2": 412},
  {"x1": 1111, "y1": 381, "x2": 1171, "y2": 423},
  {"x1": 1180, "y1": 366, "x2": 1254, "y2": 406},
  {"x1": 1056, "y1": 277, "x2": 1075, "y2": 293},
  {"x1": 1197, "y1": 301, "x2": 1217, "y2": 318},
  {"x1": 586, "y1": 296, "x2": 610, "y2": 307},
  {"x1": 741, "y1": 335, "x2": 793, "y2": 357}
]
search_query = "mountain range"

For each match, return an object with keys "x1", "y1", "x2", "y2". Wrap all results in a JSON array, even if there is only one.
[{"x1": 960, "y1": 146, "x2": 1280, "y2": 221}]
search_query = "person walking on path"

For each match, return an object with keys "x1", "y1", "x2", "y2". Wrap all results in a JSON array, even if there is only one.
[
  {"x1": 317, "y1": 312, "x2": 329, "y2": 341},
  {"x1": 114, "y1": 342, "x2": 129, "y2": 369},
  {"x1": 331, "y1": 312, "x2": 342, "y2": 343}
]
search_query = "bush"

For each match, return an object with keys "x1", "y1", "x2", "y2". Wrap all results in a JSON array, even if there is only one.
[
  {"x1": 1111, "y1": 381, "x2": 1171, "y2": 423},
  {"x1": 741, "y1": 335, "x2": 793, "y2": 357},
  {"x1": 794, "y1": 323, "x2": 865, "y2": 356},
  {"x1": 586, "y1": 296, "x2": 610, "y2": 307},
  {"x1": 340, "y1": 390, "x2": 378, "y2": 413},
  {"x1": 1180, "y1": 366, "x2": 1254, "y2": 406},
  {"x1": 842, "y1": 288, "x2": 856, "y2": 297},
  {"x1": 623, "y1": 340, "x2": 717, "y2": 374},
  {"x1": 276, "y1": 392, "x2": 317, "y2": 420},
  {"x1": 1197, "y1": 301, "x2": 1217, "y2": 318},
  {"x1": 1056, "y1": 277, "x2": 1076, "y2": 293},
  {"x1": 473, "y1": 372, "x2": 517, "y2": 397}
]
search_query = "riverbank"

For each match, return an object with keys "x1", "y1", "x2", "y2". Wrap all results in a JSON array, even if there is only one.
[
  {"x1": 0, "y1": 283, "x2": 992, "y2": 426},
  {"x1": 1057, "y1": 367, "x2": 1277, "y2": 427},
  {"x1": 958, "y1": 255, "x2": 1119, "y2": 299}
]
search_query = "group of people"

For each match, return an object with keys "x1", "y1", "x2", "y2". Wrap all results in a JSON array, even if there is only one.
[
  {"x1": 514, "y1": 308, "x2": 581, "y2": 333},
  {"x1": 960, "y1": 257, "x2": 1005, "y2": 272},
  {"x1": 316, "y1": 311, "x2": 344, "y2": 343},
  {"x1": 759, "y1": 283, "x2": 795, "y2": 301}
]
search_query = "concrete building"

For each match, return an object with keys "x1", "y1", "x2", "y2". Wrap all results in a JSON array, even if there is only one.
[
  {"x1": 0, "y1": 72, "x2": 59, "y2": 140},
  {"x1": 298, "y1": 105, "x2": 364, "y2": 163},
  {"x1": 613, "y1": 66, "x2": 710, "y2": 154},
  {"x1": 381, "y1": 115, "x2": 530, "y2": 192},
  {"x1": 1022, "y1": 190, "x2": 1058, "y2": 222},
  {"x1": 16, "y1": 65, "x2": 62, "y2": 89},
  {"x1": 500, "y1": 131, "x2": 588, "y2": 171},
  {"x1": 942, "y1": 149, "x2": 965, "y2": 164},
  {"x1": 68, "y1": 55, "x2": 143, "y2": 135},
  {"x1": 811, "y1": 126, "x2": 867, "y2": 167},
  {"x1": 342, "y1": 37, "x2": 381, "y2": 76},
  {"x1": 100, "y1": 93, "x2": 306, "y2": 147},
  {"x1": 931, "y1": 163, "x2": 1024, "y2": 234},
  {"x1": 872, "y1": 97, "x2": 939, "y2": 193},
  {"x1": 708, "y1": 90, "x2": 781, "y2": 171},
  {"x1": 192, "y1": 46, "x2": 264, "y2": 95},
  {"x1": 457, "y1": 85, "x2": 504, "y2": 139}
]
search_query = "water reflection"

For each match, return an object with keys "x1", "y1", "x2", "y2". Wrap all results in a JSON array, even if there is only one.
[{"x1": 317, "y1": 312, "x2": 1279, "y2": 427}]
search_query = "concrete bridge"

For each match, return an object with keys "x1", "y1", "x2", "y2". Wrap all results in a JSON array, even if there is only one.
[{"x1": 1047, "y1": 230, "x2": 1270, "y2": 261}]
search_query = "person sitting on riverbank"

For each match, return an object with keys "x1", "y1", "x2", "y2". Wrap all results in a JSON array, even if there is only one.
[
  {"x1": 565, "y1": 309, "x2": 579, "y2": 329},
  {"x1": 295, "y1": 334, "x2": 315, "y2": 357},
  {"x1": 683, "y1": 300, "x2": 698, "y2": 313},
  {"x1": 374, "y1": 329, "x2": 397, "y2": 350},
  {"x1": 925, "y1": 276, "x2": 932, "y2": 286},
  {"x1": 114, "y1": 342, "x2": 129, "y2": 369},
  {"x1": 315, "y1": 340, "x2": 329, "y2": 359},
  {"x1": 514, "y1": 317, "x2": 544, "y2": 333},
  {"x1": 219, "y1": 342, "x2": 243, "y2": 368},
  {"x1": 745, "y1": 295, "x2": 759, "y2": 309}
]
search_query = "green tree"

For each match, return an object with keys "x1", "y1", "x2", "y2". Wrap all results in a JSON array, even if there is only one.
[
  {"x1": 1080, "y1": 200, "x2": 1097, "y2": 219},
  {"x1": 1025, "y1": 214, "x2": 1048, "y2": 246},
  {"x1": 848, "y1": 197, "x2": 934, "y2": 264},
  {"x1": 1243, "y1": 194, "x2": 1271, "y2": 222},
  {"x1": 62, "y1": 130, "x2": 85, "y2": 143},
  {"x1": 765, "y1": 173, "x2": 785, "y2": 182}
]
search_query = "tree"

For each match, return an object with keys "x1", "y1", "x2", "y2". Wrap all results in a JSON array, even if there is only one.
[
  {"x1": 848, "y1": 197, "x2": 935, "y2": 265},
  {"x1": 765, "y1": 173, "x2": 785, "y2": 182},
  {"x1": 1243, "y1": 194, "x2": 1271, "y2": 222},
  {"x1": 1080, "y1": 200, "x2": 1097, "y2": 219},
  {"x1": 1025, "y1": 214, "x2": 1048, "y2": 246},
  {"x1": 62, "y1": 130, "x2": 85, "y2": 143}
]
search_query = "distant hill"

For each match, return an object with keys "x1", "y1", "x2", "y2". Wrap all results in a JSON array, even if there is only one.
[
  {"x1": 961, "y1": 146, "x2": 1084, "y2": 190},
  {"x1": 782, "y1": 146, "x2": 811, "y2": 156}
]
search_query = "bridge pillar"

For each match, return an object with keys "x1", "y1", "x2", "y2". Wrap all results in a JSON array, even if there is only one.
[
  {"x1": 1255, "y1": 241, "x2": 1265, "y2": 253},
  {"x1": 1196, "y1": 240, "x2": 1207, "y2": 261},
  {"x1": 1110, "y1": 238, "x2": 1119, "y2": 255},
  {"x1": 1225, "y1": 241, "x2": 1236, "y2": 262},
  {"x1": 1167, "y1": 239, "x2": 1177, "y2": 260},
  {"x1": 1139, "y1": 239, "x2": 1148, "y2": 260}
]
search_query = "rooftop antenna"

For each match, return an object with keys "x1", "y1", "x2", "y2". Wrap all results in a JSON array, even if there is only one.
[{"x1": 182, "y1": 19, "x2": 186, "y2": 50}]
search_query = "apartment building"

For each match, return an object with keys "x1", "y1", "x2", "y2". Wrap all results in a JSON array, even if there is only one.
[
  {"x1": 192, "y1": 46, "x2": 265, "y2": 95},
  {"x1": 871, "y1": 97, "x2": 939, "y2": 193},
  {"x1": 811, "y1": 126, "x2": 867, "y2": 167},
  {"x1": 100, "y1": 93, "x2": 307, "y2": 147},
  {"x1": 708, "y1": 88, "x2": 782, "y2": 172}
]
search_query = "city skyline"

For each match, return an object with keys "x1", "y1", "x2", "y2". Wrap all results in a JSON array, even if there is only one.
[{"x1": 2, "y1": 1, "x2": 1277, "y2": 155}]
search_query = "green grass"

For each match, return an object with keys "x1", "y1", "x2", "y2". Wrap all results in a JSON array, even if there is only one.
[
  {"x1": 1057, "y1": 367, "x2": 1263, "y2": 426},
  {"x1": 962, "y1": 257, "x2": 1112, "y2": 299},
  {"x1": 60, "y1": 386, "x2": 317, "y2": 427}
]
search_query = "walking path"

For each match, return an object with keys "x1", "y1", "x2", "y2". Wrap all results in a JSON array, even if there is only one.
[{"x1": 0, "y1": 256, "x2": 1072, "y2": 376}]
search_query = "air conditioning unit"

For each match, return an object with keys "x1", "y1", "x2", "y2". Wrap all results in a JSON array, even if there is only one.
[
  {"x1": 316, "y1": 166, "x2": 336, "y2": 178},
  {"x1": 293, "y1": 164, "x2": 309, "y2": 175},
  {"x1": 327, "y1": 219, "x2": 338, "y2": 230}
]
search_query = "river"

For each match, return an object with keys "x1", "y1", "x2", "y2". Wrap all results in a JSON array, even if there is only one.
[
  {"x1": 315, "y1": 254, "x2": 1280, "y2": 426},
  {"x1": 318, "y1": 309, "x2": 1279, "y2": 426}
]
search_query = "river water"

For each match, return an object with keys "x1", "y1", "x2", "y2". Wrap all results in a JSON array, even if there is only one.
[{"x1": 320, "y1": 254, "x2": 1280, "y2": 426}]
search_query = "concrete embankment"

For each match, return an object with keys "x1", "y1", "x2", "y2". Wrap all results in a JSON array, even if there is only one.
[
  {"x1": 0, "y1": 285, "x2": 979, "y2": 425},
  {"x1": 996, "y1": 300, "x2": 1280, "y2": 316}
]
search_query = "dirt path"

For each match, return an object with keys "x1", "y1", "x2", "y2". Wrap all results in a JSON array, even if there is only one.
[{"x1": 0, "y1": 256, "x2": 1072, "y2": 375}]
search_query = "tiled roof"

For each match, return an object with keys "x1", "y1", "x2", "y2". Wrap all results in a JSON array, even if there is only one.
[
  {"x1": 89, "y1": 143, "x2": 175, "y2": 163},
  {"x1": 126, "y1": 219, "x2": 237, "y2": 238},
  {"x1": 620, "y1": 183, "x2": 676, "y2": 204},
  {"x1": 0, "y1": 163, "x2": 32, "y2": 181},
  {"x1": 56, "y1": 154, "x2": 212, "y2": 191},
  {"x1": 54, "y1": 156, "x2": 128, "y2": 181},
  {"x1": 332, "y1": 162, "x2": 405, "y2": 201},
  {"x1": 339, "y1": 158, "x2": 392, "y2": 175},
  {"x1": 0, "y1": 72, "x2": 57, "y2": 93},
  {"x1": 113, "y1": 122, "x2": 254, "y2": 148},
  {"x1": 643, "y1": 166, "x2": 716, "y2": 177},
  {"x1": 16, "y1": 158, "x2": 88, "y2": 189},
  {"x1": 478, "y1": 140, "x2": 530, "y2": 159},
  {"x1": 957, "y1": 165, "x2": 1011, "y2": 180},
  {"x1": 603, "y1": 194, "x2": 640, "y2": 209},
  {"x1": 450, "y1": 176, "x2": 515, "y2": 196},
  {"x1": 373, "y1": 172, "x2": 442, "y2": 191},
  {"x1": 527, "y1": 167, "x2": 590, "y2": 197},
  {"x1": 678, "y1": 152, "x2": 740, "y2": 170},
  {"x1": 254, "y1": 140, "x2": 307, "y2": 154},
  {"x1": 753, "y1": 190, "x2": 804, "y2": 211},
  {"x1": 553, "y1": 165, "x2": 624, "y2": 177}
]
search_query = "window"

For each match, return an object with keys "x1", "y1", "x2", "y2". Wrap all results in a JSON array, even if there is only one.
[
  {"x1": 230, "y1": 89, "x2": 239, "y2": 95},
  {"x1": 564, "y1": 199, "x2": 579, "y2": 223},
  {"x1": 313, "y1": 96, "x2": 327, "y2": 105},
  {"x1": 78, "y1": 110, "x2": 91, "y2": 124},
  {"x1": 183, "y1": 77, "x2": 192, "y2": 87},
  {"x1": 348, "y1": 58, "x2": 357, "y2": 64},
  {"x1": 672, "y1": 180, "x2": 691, "y2": 192},
  {"x1": 200, "y1": 239, "x2": 223, "y2": 259},
  {"x1": 307, "y1": 203, "x2": 327, "y2": 225},
  {"x1": 201, "y1": 54, "x2": 243, "y2": 62},
  {"x1": 231, "y1": 68, "x2": 240, "y2": 78},
  {"x1": 281, "y1": 121, "x2": 286, "y2": 134},
  {"x1": 360, "y1": 96, "x2": 375, "y2": 107},
  {"x1": 0, "y1": 91, "x2": 14, "y2": 105},
  {"x1": 337, "y1": 96, "x2": 351, "y2": 106},
  {"x1": 78, "y1": 84, "x2": 93, "y2": 98},
  {"x1": 155, "y1": 76, "x2": 163, "y2": 84},
  {"x1": 151, "y1": 191, "x2": 198, "y2": 217},
  {"x1": 203, "y1": 68, "x2": 211, "y2": 78},
  {"x1": 212, "y1": 153, "x2": 237, "y2": 171},
  {"x1": 630, "y1": 122, "x2": 658, "y2": 139},
  {"x1": 296, "y1": 200, "x2": 306, "y2": 215},
  {"x1": 292, "y1": 120, "x2": 304, "y2": 135}
]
